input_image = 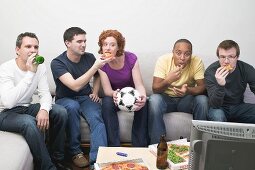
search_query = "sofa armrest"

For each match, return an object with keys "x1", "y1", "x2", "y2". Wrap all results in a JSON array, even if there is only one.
[
  {"x1": 0, "y1": 131, "x2": 33, "y2": 170},
  {"x1": 244, "y1": 85, "x2": 255, "y2": 104}
]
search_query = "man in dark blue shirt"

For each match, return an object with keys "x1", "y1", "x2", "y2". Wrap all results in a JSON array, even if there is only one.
[{"x1": 51, "y1": 27, "x2": 111, "y2": 168}]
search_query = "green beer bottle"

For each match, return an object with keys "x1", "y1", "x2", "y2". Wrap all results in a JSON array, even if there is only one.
[{"x1": 35, "y1": 55, "x2": 44, "y2": 64}]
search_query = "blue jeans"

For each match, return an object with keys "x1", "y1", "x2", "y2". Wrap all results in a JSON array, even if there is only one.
[
  {"x1": 102, "y1": 96, "x2": 148, "y2": 147},
  {"x1": 208, "y1": 103, "x2": 255, "y2": 123},
  {"x1": 0, "y1": 103, "x2": 68, "y2": 170},
  {"x1": 56, "y1": 96, "x2": 107, "y2": 163},
  {"x1": 148, "y1": 93, "x2": 208, "y2": 144}
]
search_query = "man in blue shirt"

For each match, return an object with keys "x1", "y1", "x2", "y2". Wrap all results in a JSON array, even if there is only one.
[{"x1": 51, "y1": 27, "x2": 110, "y2": 168}]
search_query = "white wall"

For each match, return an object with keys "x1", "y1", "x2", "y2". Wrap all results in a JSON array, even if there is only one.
[{"x1": 1, "y1": 0, "x2": 255, "y2": 68}]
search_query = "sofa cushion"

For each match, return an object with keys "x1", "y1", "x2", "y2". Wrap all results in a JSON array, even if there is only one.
[
  {"x1": 81, "y1": 118, "x2": 91, "y2": 143},
  {"x1": 80, "y1": 85, "x2": 254, "y2": 143},
  {"x1": 0, "y1": 131, "x2": 33, "y2": 170},
  {"x1": 164, "y1": 112, "x2": 193, "y2": 141},
  {"x1": 80, "y1": 111, "x2": 193, "y2": 143},
  {"x1": 118, "y1": 111, "x2": 133, "y2": 143},
  {"x1": 80, "y1": 111, "x2": 134, "y2": 143},
  {"x1": 244, "y1": 85, "x2": 255, "y2": 104}
]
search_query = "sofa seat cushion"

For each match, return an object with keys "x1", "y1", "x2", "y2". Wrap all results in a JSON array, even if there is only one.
[
  {"x1": 80, "y1": 111, "x2": 193, "y2": 143},
  {"x1": 0, "y1": 131, "x2": 33, "y2": 170},
  {"x1": 244, "y1": 85, "x2": 255, "y2": 104},
  {"x1": 80, "y1": 118, "x2": 90, "y2": 143},
  {"x1": 118, "y1": 111, "x2": 134, "y2": 143},
  {"x1": 118, "y1": 111, "x2": 193, "y2": 142},
  {"x1": 164, "y1": 112, "x2": 193, "y2": 141},
  {"x1": 80, "y1": 111, "x2": 134, "y2": 143}
]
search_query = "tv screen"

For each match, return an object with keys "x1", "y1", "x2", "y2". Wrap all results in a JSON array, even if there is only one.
[{"x1": 188, "y1": 120, "x2": 255, "y2": 170}]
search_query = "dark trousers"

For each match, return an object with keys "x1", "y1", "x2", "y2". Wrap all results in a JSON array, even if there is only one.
[
  {"x1": 102, "y1": 96, "x2": 148, "y2": 147},
  {"x1": 56, "y1": 96, "x2": 107, "y2": 163},
  {"x1": 0, "y1": 103, "x2": 68, "y2": 170},
  {"x1": 208, "y1": 103, "x2": 255, "y2": 123}
]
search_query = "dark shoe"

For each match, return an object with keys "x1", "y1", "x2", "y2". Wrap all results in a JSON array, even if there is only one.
[
  {"x1": 90, "y1": 161, "x2": 96, "y2": 170},
  {"x1": 53, "y1": 159, "x2": 72, "y2": 170},
  {"x1": 72, "y1": 152, "x2": 89, "y2": 168},
  {"x1": 90, "y1": 164, "x2": 95, "y2": 170}
]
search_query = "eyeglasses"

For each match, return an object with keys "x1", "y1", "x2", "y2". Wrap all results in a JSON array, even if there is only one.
[
  {"x1": 218, "y1": 55, "x2": 237, "y2": 61},
  {"x1": 174, "y1": 50, "x2": 192, "y2": 58}
]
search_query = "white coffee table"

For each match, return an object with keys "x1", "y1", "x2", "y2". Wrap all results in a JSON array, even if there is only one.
[{"x1": 96, "y1": 146, "x2": 170, "y2": 170}]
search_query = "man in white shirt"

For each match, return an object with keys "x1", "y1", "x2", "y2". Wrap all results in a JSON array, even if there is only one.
[{"x1": 0, "y1": 32, "x2": 69, "y2": 170}]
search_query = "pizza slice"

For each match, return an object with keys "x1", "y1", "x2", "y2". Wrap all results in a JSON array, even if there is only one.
[
  {"x1": 101, "y1": 52, "x2": 113, "y2": 59},
  {"x1": 224, "y1": 64, "x2": 233, "y2": 71}
]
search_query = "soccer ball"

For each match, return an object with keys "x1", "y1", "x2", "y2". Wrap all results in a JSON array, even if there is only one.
[{"x1": 116, "y1": 87, "x2": 140, "y2": 112}]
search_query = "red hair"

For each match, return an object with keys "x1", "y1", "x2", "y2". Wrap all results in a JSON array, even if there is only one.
[{"x1": 98, "y1": 30, "x2": 125, "y2": 57}]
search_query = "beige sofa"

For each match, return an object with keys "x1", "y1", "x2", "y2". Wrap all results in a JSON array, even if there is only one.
[
  {"x1": 0, "y1": 131, "x2": 33, "y2": 170},
  {"x1": 76, "y1": 54, "x2": 255, "y2": 144},
  {"x1": 1, "y1": 54, "x2": 254, "y2": 170},
  {"x1": 46, "y1": 53, "x2": 255, "y2": 144},
  {"x1": 77, "y1": 54, "x2": 193, "y2": 144}
]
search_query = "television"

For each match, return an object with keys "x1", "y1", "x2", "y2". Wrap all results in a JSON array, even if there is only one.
[{"x1": 188, "y1": 120, "x2": 255, "y2": 170}]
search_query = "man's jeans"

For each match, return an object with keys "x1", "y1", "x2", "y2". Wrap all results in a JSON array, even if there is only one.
[
  {"x1": 102, "y1": 96, "x2": 148, "y2": 147},
  {"x1": 148, "y1": 93, "x2": 208, "y2": 144},
  {"x1": 0, "y1": 103, "x2": 68, "y2": 170},
  {"x1": 56, "y1": 96, "x2": 107, "y2": 163},
  {"x1": 208, "y1": 103, "x2": 255, "y2": 123}
]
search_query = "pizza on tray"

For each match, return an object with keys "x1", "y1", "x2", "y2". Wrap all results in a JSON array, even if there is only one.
[{"x1": 101, "y1": 162, "x2": 148, "y2": 170}]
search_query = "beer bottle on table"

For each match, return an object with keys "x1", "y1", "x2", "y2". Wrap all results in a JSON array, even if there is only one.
[
  {"x1": 156, "y1": 134, "x2": 168, "y2": 169},
  {"x1": 35, "y1": 55, "x2": 44, "y2": 64}
]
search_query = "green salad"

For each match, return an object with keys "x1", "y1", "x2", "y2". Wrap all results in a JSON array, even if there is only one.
[{"x1": 167, "y1": 144, "x2": 189, "y2": 164}]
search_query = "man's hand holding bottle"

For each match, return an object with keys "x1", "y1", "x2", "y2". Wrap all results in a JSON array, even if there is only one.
[{"x1": 26, "y1": 53, "x2": 44, "y2": 73}]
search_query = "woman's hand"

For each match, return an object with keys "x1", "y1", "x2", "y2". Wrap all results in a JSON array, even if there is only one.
[
  {"x1": 134, "y1": 95, "x2": 146, "y2": 111},
  {"x1": 112, "y1": 89, "x2": 120, "y2": 106},
  {"x1": 89, "y1": 93, "x2": 101, "y2": 103}
]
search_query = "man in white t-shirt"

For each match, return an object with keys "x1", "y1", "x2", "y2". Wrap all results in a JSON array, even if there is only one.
[{"x1": 0, "y1": 32, "x2": 69, "y2": 170}]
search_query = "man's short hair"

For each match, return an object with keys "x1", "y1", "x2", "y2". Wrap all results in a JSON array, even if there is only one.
[
  {"x1": 216, "y1": 40, "x2": 240, "y2": 57},
  {"x1": 63, "y1": 27, "x2": 86, "y2": 42},
  {"x1": 16, "y1": 32, "x2": 38, "y2": 48},
  {"x1": 173, "y1": 39, "x2": 193, "y2": 53}
]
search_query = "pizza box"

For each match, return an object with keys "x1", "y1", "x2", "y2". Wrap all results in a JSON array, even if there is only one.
[
  {"x1": 148, "y1": 138, "x2": 190, "y2": 170},
  {"x1": 94, "y1": 158, "x2": 149, "y2": 170}
]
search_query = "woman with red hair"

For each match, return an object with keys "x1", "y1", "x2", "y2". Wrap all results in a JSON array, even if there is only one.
[{"x1": 98, "y1": 30, "x2": 148, "y2": 147}]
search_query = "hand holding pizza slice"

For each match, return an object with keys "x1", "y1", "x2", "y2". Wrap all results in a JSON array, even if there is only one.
[{"x1": 101, "y1": 52, "x2": 113, "y2": 60}]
